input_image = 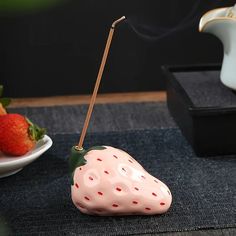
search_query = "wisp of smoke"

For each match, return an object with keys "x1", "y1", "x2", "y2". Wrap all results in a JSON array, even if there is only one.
[{"x1": 125, "y1": 0, "x2": 202, "y2": 42}]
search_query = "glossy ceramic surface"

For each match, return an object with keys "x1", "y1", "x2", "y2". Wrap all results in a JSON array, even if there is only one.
[
  {"x1": 199, "y1": 5, "x2": 236, "y2": 90},
  {"x1": 71, "y1": 146, "x2": 172, "y2": 216}
]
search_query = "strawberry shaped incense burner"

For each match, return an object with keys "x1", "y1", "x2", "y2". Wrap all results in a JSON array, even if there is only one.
[
  {"x1": 69, "y1": 16, "x2": 172, "y2": 216},
  {"x1": 70, "y1": 146, "x2": 172, "y2": 215}
]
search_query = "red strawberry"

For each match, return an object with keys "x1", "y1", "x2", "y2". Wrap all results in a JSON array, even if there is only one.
[
  {"x1": 0, "y1": 114, "x2": 46, "y2": 156},
  {"x1": 70, "y1": 146, "x2": 172, "y2": 216}
]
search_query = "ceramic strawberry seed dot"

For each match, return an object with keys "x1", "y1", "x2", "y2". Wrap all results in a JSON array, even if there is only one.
[{"x1": 77, "y1": 203, "x2": 84, "y2": 208}]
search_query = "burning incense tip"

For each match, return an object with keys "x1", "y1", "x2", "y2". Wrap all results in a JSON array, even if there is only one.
[{"x1": 112, "y1": 16, "x2": 126, "y2": 28}]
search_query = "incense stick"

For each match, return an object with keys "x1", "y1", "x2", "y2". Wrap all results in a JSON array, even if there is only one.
[{"x1": 76, "y1": 16, "x2": 126, "y2": 150}]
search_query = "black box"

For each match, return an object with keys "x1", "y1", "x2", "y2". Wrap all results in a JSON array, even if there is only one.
[{"x1": 162, "y1": 64, "x2": 236, "y2": 156}]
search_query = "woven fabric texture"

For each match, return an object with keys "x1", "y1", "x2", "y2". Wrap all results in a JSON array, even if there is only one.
[
  {"x1": 9, "y1": 102, "x2": 176, "y2": 134},
  {"x1": 0, "y1": 128, "x2": 235, "y2": 235}
]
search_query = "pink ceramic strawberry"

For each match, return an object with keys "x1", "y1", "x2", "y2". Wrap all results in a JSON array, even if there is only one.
[{"x1": 69, "y1": 146, "x2": 172, "y2": 216}]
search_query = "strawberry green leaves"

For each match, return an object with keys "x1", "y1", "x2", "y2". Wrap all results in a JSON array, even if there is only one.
[
  {"x1": 69, "y1": 146, "x2": 106, "y2": 185},
  {"x1": 0, "y1": 98, "x2": 11, "y2": 108},
  {"x1": 0, "y1": 85, "x2": 11, "y2": 108},
  {"x1": 26, "y1": 118, "x2": 46, "y2": 141}
]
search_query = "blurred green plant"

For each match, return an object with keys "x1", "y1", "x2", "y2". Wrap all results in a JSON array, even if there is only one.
[
  {"x1": 0, "y1": 217, "x2": 10, "y2": 236},
  {"x1": 0, "y1": 0, "x2": 64, "y2": 12}
]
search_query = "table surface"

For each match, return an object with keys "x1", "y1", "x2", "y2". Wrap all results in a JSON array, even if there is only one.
[
  {"x1": 10, "y1": 91, "x2": 166, "y2": 108},
  {"x1": 7, "y1": 92, "x2": 236, "y2": 236}
]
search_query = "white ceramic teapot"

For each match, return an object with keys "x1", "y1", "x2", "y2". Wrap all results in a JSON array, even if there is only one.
[{"x1": 199, "y1": 4, "x2": 236, "y2": 90}]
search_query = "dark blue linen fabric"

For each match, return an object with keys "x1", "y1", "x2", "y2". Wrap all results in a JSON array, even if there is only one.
[{"x1": 0, "y1": 128, "x2": 235, "y2": 235}]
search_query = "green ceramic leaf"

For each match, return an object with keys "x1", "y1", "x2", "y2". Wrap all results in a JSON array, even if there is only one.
[
  {"x1": 69, "y1": 146, "x2": 107, "y2": 185},
  {"x1": 70, "y1": 171, "x2": 75, "y2": 185},
  {"x1": 69, "y1": 147, "x2": 86, "y2": 174}
]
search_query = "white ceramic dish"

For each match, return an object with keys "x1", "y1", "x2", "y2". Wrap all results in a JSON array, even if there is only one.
[{"x1": 0, "y1": 135, "x2": 53, "y2": 178}]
